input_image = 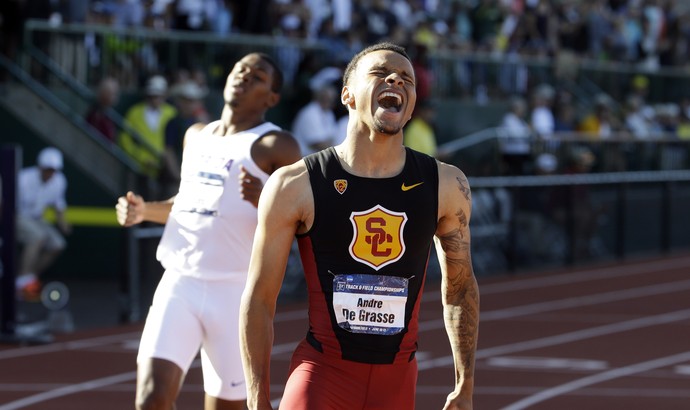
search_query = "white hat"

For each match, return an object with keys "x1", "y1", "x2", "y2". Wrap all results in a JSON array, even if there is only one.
[
  {"x1": 281, "y1": 14, "x2": 301, "y2": 31},
  {"x1": 536, "y1": 153, "x2": 557, "y2": 173},
  {"x1": 37, "y1": 147, "x2": 63, "y2": 170},
  {"x1": 145, "y1": 75, "x2": 168, "y2": 96},
  {"x1": 171, "y1": 81, "x2": 207, "y2": 100},
  {"x1": 308, "y1": 67, "x2": 343, "y2": 92}
]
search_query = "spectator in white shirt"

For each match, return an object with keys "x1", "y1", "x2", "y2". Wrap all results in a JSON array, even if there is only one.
[
  {"x1": 15, "y1": 147, "x2": 70, "y2": 300},
  {"x1": 625, "y1": 95, "x2": 659, "y2": 139},
  {"x1": 530, "y1": 83, "x2": 556, "y2": 138},
  {"x1": 500, "y1": 96, "x2": 533, "y2": 175},
  {"x1": 291, "y1": 83, "x2": 338, "y2": 154}
]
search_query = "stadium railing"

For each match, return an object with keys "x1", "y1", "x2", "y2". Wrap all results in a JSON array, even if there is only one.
[{"x1": 22, "y1": 20, "x2": 690, "y2": 105}]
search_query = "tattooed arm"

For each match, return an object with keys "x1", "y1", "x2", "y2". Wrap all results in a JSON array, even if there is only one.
[{"x1": 434, "y1": 162, "x2": 479, "y2": 410}]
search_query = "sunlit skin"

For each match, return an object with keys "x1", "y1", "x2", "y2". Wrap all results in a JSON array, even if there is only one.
[
  {"x1": 343, "y1": 50, "x2": 417, "y2": 139},
  {"x1": 116, "y1": 52, "x2": 301, "y2": 410},
  {"x1": 240, "y1": 46, "x2": 478, "y2": 410},
  {"x1": 221, "y1": 54, "x2": 279, "y2": 136},
  {"x1": 335, "y1": 50, "x2": 418, "y2": 180}
]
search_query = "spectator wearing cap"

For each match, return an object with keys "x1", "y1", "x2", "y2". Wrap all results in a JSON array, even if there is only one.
[
  {"x1": 85, "y1": 77, "x2": 120, "y2": 143},
  {"x1": 161, "y1": 80, "x2": 209, "y2": 197},
  {"x1": 15, "y1": 147, "x2": 71, "y2": 300},
  {"x1": 119, "y1": 75, "x2": 178, "y2": 183}
]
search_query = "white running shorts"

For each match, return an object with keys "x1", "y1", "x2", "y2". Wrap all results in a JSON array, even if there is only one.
[{"x1": 137, "y1": 270, "x2": 247, "y2": 400}]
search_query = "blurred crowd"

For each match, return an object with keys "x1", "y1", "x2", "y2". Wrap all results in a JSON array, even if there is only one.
[
  {"x1": 3, "y1": 0, "x2": 690, "y2": 69},
  {"x1": 497, "y1": 72, "x2": 690, "y2": 176},
  {"x1": 4, "y1": 0, "x2": 690, "y2": 182}
]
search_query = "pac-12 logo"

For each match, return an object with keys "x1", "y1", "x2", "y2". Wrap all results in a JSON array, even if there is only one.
[
  {"x1": 334, "y1": 179, "x2": 348, "y2": 194},
  {"x1": 349, "y1": 205, "x2": 407, "y2": 270}
]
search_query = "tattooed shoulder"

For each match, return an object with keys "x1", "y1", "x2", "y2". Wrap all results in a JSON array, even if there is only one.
[{"x1": 455, "y1": 173, "x2": 471, "y2": 203}]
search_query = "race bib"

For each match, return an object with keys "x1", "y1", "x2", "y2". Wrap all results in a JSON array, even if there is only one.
[
  {"x1": 332, "y1": 274, "x2": 408, "y2": 335},
  {"x1": 175, "y1": 170, "x2": 225, "y2": 216}
]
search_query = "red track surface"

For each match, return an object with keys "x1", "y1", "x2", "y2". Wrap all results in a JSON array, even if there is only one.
[{"x1": 2, "y1": 253, "x2": 690, "y2": 409}]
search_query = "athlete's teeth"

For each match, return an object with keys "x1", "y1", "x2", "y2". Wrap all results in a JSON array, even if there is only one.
[{"x1": 380, "y1": 92, "x2": 401, "y2": 104}]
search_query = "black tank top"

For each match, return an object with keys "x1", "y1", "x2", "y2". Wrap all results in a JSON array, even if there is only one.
[{"x1": 297, "y1": 147, "x2": 439, "y2": 364}]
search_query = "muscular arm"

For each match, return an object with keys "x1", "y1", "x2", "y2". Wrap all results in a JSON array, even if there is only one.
[
  {"x1": 240, "y1": 162, "x2": 310, "y2": 410},
  {"x1": 241, "y1": 130, "x2": 302, "y2": 208},
  {"x1": 115, "y1": 192, "x2": 174, "y2": 226},
  {"x1": 253, "y1": 130, "x2": 303, "y2": 175},
  {"x1": 433, "y1": 162, "x2": 479, "y2": 410}
]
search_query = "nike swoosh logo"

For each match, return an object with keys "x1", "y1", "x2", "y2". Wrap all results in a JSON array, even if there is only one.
[
  {"x1": 230, "y1": 380, "x2": 245, "y2": 387},
  {"x1": 401, "y1": 182, "x2": 424, "y2": 191}
]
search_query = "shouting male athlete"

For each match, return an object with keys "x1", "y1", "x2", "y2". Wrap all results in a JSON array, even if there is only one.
[
  {"x1": 116, "y1": 53, "x2": 301, "y2": 410},
  {"x1": 240, "y1": 43, "x2": 479, "y2": 410}
]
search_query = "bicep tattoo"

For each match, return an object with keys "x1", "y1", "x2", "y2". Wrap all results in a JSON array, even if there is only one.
[
  {"x1": 439, "y1": 226, "x2": 479, "y2": 374},
  {"x1": 438, "y1": 225, "x2": 471, "y2": 297},
  {"x1": 457, "y1": 209, "x2": 468, "y2": 239},
  {"x1": 456, "y1": 175, "x2": 471, "y2": 203},
  {"x1": 437, "y1": 173, "x2": 479, "y2": 377}
]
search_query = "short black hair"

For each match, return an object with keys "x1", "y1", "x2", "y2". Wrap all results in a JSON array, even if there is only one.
[
  {"x1": 342, "y1": 42, "x2": 411, "y2": 86},
  {"x1": 252, "y1": 52, "x2": 284, "y2": 93}
]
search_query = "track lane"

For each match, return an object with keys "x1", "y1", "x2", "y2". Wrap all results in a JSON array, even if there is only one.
[{"x1": 1, "y1": 254, "x2": 689, "y2": 409}]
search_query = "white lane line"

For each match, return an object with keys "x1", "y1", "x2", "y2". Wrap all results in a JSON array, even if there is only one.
[
  {"x1": 486, "y1": 356, "x2": 608, "y2": 371},
  {"x1": 500, "y1": 351, "x2": 690, "y2": 410},
  {"x1": 2, "y1": 256, "x2": 688, "y2": 407},
  {"x1": 418, "y1": 386, "x2": 690, "y2": 398},
  {"x1": 275, "y1": 309, "x2": 310, "y2": 322},
  {"x1": 0, "y1": 332, "x2": 142, "y2": 360},
  {"x1": 3, "y1": 278, "x2": 688, "y2": 407},
  {"x1": 0, "y1": 383, "x2": 136, "y2": 392},
  {"x1": 417, "y1": 308, "x2": 690, "y2": 370},
  {"x1": 0, "y1": 372, "x2": 137, "y2": 410},
  {"x1": 272, "y1": 341, "x2": 299, "y2": 355},
  {"x1": 3, "y1": 255, "x2": 686, "y2": 359},
  {"x1": 265, "y1": 308, "x2": 690, "y2": 407},
  {"x1": 273, "y1": 255, "x2": 690, "y2": 319},
  {"x1": 474, "y1": 256, "x2": 690, "y2": 296},
  {"x1": 0, "y1": 340, "x2": 297, "y2": 409},
  {"x1": 419, "y1": 278, "x2": 690, "y2": 332},
  {"x1": 481, "y1": 278, "x2": 690, "y2": 321}
]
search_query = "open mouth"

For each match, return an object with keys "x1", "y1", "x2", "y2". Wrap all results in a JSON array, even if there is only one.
[
  {"x1": 377, "y1": 91, "x2": 403, "y2": 112},
  {"x1": 230, "y1": 83, "x2": 245, "y2": 95}
]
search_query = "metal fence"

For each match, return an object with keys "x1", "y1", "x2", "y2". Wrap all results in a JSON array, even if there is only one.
[
  {"x1": 468, "y1": 171, "x2": 690, "y2": 275},
  {"x1": 22, "y1": 20, "x2": 690, "y2": 105},
  {"x1": 439, "y1": 128, "x2": 690, "y2": 177},
  {"x1": 22, "y1": 20, "x2": 331, "y2": 93}
]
